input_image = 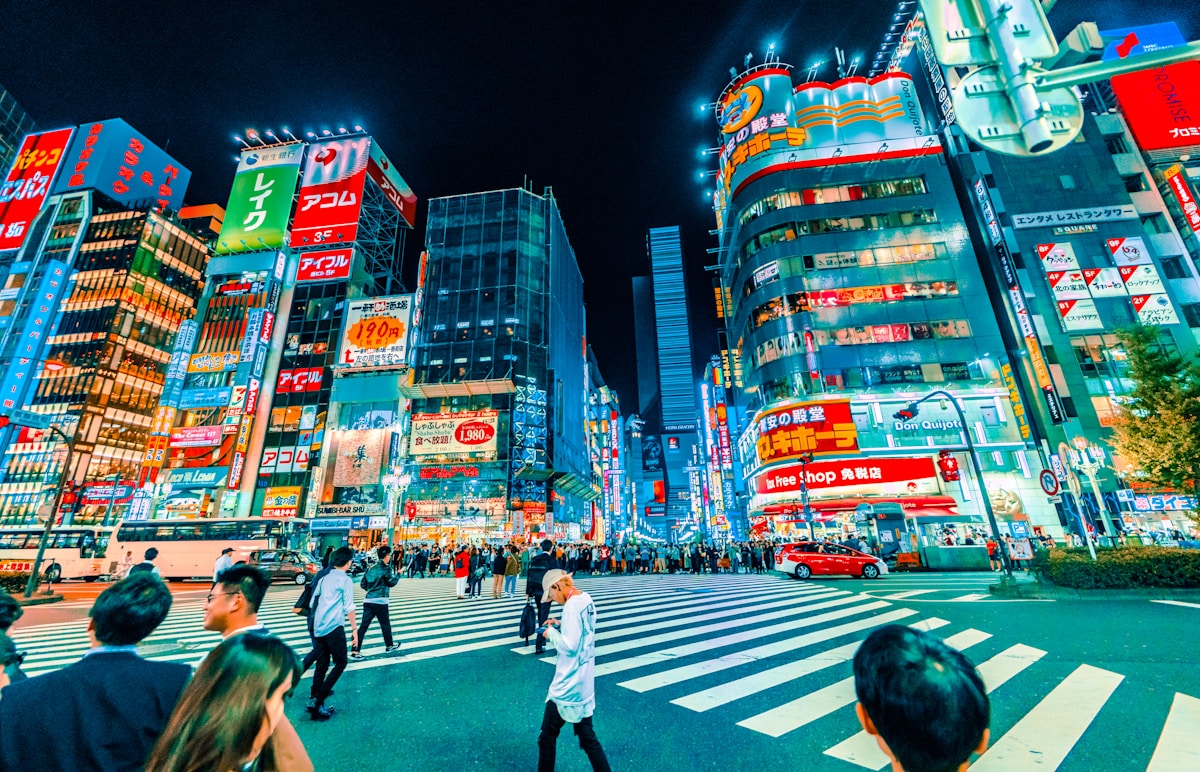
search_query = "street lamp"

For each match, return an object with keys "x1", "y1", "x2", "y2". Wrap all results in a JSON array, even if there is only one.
[
  {"x1": 795, "y1": 451, "x2": 816, "y2": 540},
  {"x1": 383, "y1": 471, "x2": 413, "y2": 547},
  {"x1": 1068, "y1": 437, "x2": 1118, "y2": 544},
  {"x1": 894, "y1": 390, "x2": 1013, "y2": 578}
]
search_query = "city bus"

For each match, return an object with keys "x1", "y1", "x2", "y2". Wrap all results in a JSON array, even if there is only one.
[
  {"x1": 111, "y1": 518, "x2": 309, "y2": 581},
  {"x1": 0, "y1": 526, "x2": 114, "y2": 582}
]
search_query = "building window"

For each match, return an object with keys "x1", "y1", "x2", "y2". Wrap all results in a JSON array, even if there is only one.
[
  {"x1": 1181, "y1": 303, "x2": 1200, "y2": 328},
  {"x1": 1060, "y1": 175, "x2": 1077, "y2": 191},
  {"x1": 1104, "y1": 136, "x2": 1130, "y2": 155},
  {"x1": 736, "y1": 176, "x2": 928, "y2": 228},
  {"x1": 1124, "y1": 175, "x2": 1149, "y2": 193},
  {"x1": 1160, "y1": 256, "x2": 1190, "y2": 279},
  {"x1": 740, "y1": 209, "x2": 939, "y2": 261}
]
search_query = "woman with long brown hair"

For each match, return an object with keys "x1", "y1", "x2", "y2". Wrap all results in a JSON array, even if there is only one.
[{"x1": 146, "y1": 634, "x2": 301, "y2": 772}]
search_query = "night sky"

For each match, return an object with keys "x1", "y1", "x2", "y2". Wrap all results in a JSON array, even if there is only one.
[{"x1": 2, "y1": 0, "x2": 1196, "y2": 408}]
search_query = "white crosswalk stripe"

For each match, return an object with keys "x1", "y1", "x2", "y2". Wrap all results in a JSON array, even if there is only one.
[{"x1": 1147, "y1": 693, "x2": 1200, "y2": 771}]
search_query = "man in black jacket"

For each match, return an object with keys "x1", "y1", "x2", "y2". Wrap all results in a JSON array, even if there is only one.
[
  {"x1": 525, "y1": 539, "x2": 559, "y2": 654},
  {"x1": 0, "y1": 574, "x2": 189, "y2": 772}
]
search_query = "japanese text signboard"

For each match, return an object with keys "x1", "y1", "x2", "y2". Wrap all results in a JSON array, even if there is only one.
[
  {"x1": 1012, "y1": 205, "x2": 1138, "y2": 229},
  {"x1": 1164, "y1": 165, "x2": 1200, "y2": 237},
  {"x1": 410, "y1": 410, "x2": 499, "y2": 456},
  {"x1": 753, "y1": 399, "x2": 858, "y2": 468},
  {"x1": 339, "y1": 295, "x2": 413, "y2": 368},
  {"x1": 290, "y1": 138, "x2": 370, "y2": 248},
  {"x1": 297, "y1": 247, "x2": 354, "y2": 282},
  {"x1": 1106, "y1": 236, "x2": 1152, "y2": 267},
  {"x1": 755, "y1": 456, "x2": 937, "y2": 495},
  {"x1": 1131, "y1": 294, "x2": 1180, "y2": 325},
  {"x1": 366, "y1": 140, "x2": 417, "y2": 228},
  {"x1": 54, "y1": 119, "x2": 189, "y2": 210},
  {"x1": 216, "y1": 144, "x2": 304, "y2": 255},
  {"x1": 0, "y1": 260, "x2": 72, "y2": 410},
  {"x1": 0, "y1": 128, "x2": 75, "y2": 251}
]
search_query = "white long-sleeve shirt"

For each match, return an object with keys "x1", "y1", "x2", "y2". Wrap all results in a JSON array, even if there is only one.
[{"x1": 544, "y1": 590, "x2": 597, "y2": 723}]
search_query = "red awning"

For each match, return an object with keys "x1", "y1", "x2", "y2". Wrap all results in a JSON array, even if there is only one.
[{"x1": 760, "y1": 496, "x2": 963, "y2": 522}]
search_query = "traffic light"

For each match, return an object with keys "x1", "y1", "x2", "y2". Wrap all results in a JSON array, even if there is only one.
[
  {"x1": 937, "y1": 449, "x2": 961, "y2": 482},
  {"x1": 405, "y1": 501, "x2": 417, "y2": 522},
  {"x1": 893, "y1": 402, "x2": 919, "y2": 422}
]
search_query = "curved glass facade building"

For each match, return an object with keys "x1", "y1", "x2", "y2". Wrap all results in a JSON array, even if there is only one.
[{"x1": 711, "y1": 63, "x2": 1058, "y2": 551}]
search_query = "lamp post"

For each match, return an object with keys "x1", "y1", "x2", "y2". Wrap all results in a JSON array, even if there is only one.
[
  {"x1": 383, "y1": 471, "x2": 412, "y2": 547},
  {"x1": 26, "y1": 424, "x2": 75, "y2": 598},
  {"x1": 1068, "y1": 437, "x2": 1118, "y2": 544},
  {"x1": 895, "y1": 391, "x2": 1013, "y2": 578},
  {"x1": 795, "y1": 451, "x2": 816, "y2": 540}
]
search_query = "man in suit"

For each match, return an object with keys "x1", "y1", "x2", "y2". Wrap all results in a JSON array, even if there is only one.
[
  {"x1": 0, "y1": 574, "x2": 189, "y2": 772},
  {"x1": 526, "y1": 539, "x2": 559, "y2": 654}
]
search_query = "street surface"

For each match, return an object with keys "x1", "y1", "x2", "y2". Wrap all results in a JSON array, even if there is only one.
[{"x1": 9, "y1": 573, "x2": 1198, "y2": 771}]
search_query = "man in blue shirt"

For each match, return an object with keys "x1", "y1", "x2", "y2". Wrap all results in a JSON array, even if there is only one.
[{"x1": 305, "y1": 546, "x2": 356, "y2": 721}]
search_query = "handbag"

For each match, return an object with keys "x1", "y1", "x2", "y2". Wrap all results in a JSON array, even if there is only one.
[{"x1": 518, "y1": 597, "x2": 538, "y2": 645}]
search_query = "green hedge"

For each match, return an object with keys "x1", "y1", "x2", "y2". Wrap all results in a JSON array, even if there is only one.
[
  {"x1": 0, "y1": 572, "x2": 32, "y2": 594},
  {"x1": 1046, "y1": 546, "x2": 1200, "y2": 589}
]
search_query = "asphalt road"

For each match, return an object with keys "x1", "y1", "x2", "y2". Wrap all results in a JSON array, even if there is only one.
[{"x1": 9, "y1": 572, "x2": 1197, "y2": 771}]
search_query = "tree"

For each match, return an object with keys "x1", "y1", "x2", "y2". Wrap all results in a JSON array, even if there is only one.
[{"x1": 1109, "y1": 325, "x2": 1200, "y2": 524}]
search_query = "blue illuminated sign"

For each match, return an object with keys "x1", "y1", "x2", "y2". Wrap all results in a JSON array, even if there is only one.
[
  {"x1": 178, "y1": 387, "x2": 233, "y2": 410},
  {"x1": 52, "y1": 119, "x2": 190, "y2": 209},
  {"x1": 0, "y1": 260, "x2": 72, "y2": 411}
]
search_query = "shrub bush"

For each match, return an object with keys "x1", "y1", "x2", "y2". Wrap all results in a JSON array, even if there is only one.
[
  {"x1": 1046, "y1": 546, "x2": 1200, "y2": 589},
  {"x1": 0, "y1": 572, "x2": 33, "y2": 595}
]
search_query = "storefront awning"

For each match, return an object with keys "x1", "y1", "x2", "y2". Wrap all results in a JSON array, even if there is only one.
[
  {"x1": 400, "y1": 377, "x2": 516, "y2": 398},
  {"x1": 760, "y1": 496, "x2": 971, "y2": 522},
  {"x1": 552, "y1": 472, "x2": 600, "y2": 502}
]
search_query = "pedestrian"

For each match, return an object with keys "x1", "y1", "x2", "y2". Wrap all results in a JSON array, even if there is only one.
[
  {"x1": 441, "y1": 546, "x2": 454, "y2": 576},
  {"x1": 120, "y1": 549, "x2": 135, "y2": 576},
  {"x1": 454, "y1": 545, "x2": 471, "y2": 599},
  {"x1": 213, "y1": 547, "x2": 235, "y2": 584},
  {"x1": 0, "y1": 633, "x2": 21, "y2": 692},
  {"x1": 504, "y1": 544, "x2": 521, "y2": 598},
  {"x1": 352, "y1": 546, "x2": 401, "y2": 659},
  {"x1": 469, "y1": 546, "x2": 485, "y2": 598},
  {"x1": 0, "y1": 574, "x2": 190, "y2": 771},
  {"x1": 127, "y1": 547, "x2": 163, "y2": 578},
  {"x1": 416, "y1": 544, "x2": 429, "y2": 578},
  {"x1": 492, "y1": 546, "x2": 509, "y2": 598},
  {"x1": 202, "y1": 567, "x2": 313, "y2": 771},
  {"x1": 527, "y1": 539, "x2": 559, "y2": 654},
  {"x1": 986, "y1": 538, "x2": 1001, "y2": 571},
  {"x1": 0, "y1": 591, "x2": 25, "y2": 685},
  {"x1": 536, "y1": 569, "x2": 612, "y2": 772},
  {"x1": 305, "y1": 546, "x2": 356, "y2": 721},
  {"x1": 321, "y1": 546, "x2": 333, "y2": 568},
  {"x1": 520, "y1": 543, "x2": 532, "y2": 577},
  {"x1": 428, "y1": 545, "x2": 441, "y2": 575},
  {"x1": 852, "y1": 625, "x2": 989, "y2": 772},
  {"x1": 145, "y1": 634, "x2": 302, "y2": 772}
]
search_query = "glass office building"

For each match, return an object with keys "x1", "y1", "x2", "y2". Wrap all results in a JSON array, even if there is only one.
[
  {"x1": 411, "y1": 187, "x2": 592, "y2": 539},
  {"x1": 0, "y1": 84, "x2": 35, "y2": 174}
]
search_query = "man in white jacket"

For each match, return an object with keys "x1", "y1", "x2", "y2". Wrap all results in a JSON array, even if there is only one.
[{"x1": 537, "y1": 569, "x2": 611, "y2": 772}]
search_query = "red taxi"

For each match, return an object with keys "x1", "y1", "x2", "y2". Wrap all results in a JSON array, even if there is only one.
[{"x1": 774, "y1": 541, "x2": 888, "y2": 579}]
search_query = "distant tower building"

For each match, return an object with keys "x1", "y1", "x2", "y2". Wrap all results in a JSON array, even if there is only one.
[{"x1": 0, "y1": 84, "x2": 36, "y2": 173}]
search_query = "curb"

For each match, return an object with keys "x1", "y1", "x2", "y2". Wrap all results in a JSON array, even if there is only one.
[
  {"x1": 15, "y1": 593, "x2": 65, "y2": 607},
  {"x1": 989, "y1": 581, "x2": 1200, "y2": 601}
]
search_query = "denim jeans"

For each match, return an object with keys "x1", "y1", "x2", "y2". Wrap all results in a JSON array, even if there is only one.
[{"x1": 503, "y1": 574, "x2": 517, "y2": 595}]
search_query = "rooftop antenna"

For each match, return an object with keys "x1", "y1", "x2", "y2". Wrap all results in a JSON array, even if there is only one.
[
  {"x1": 835, "y1": 47, "x2": 848, "y2": 78},
  {"x1": 743, "y1": 52, "x2": 753, "y2": 69}
]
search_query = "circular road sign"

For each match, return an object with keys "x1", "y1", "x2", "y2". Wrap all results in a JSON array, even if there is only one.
[{"x1": 1039, "y1": 469, "x2": 1060, "y2": 497}]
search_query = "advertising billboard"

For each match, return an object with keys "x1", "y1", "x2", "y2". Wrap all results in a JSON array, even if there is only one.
[
  {"x1": 1057, "y1": 298, "x2": 1103, "y2": 331},
  {"x1": 410, "y1": 410, "x2": 499, "y2": 456},
  {"x1": 1163, "y1": 165, "x2": 1200, "y2": 236},
  {"x1": 290, "y1": 137, "x2": 371, "y2": 248},
  {"x1": 1131, "y1": 293, "x2": 1180, "y2": 325},
  {"x1": 216, "y1": 144, "x2": 304, "y2": 255},
  {"x1": 169, "y1": 425, "x2": 224, "y2": 448},
  {"x1": 53, "y1": 119, "x2": 189, "y2": 210},
  {"x1": 754, "y1": 456, "x2": 938, "y2": 495},
  {"x1": 1103, "y1": 24, "x2": 1200, "y2": 153},
  {"x1": 752, "y1": 400, "x2": 857, "y2": 469},
  {"x1": 0, "y1": 128, "x2": 75, "y2": 252},
  {"x1": 262, "y1": 486, "x2": 303, "y2": 518},
  {"x1": 0, "y1": 260, "x2": 71, "y2": 409},
  {"x1": 367, "y1": 140, "x2": 417, "y2": 228},
  {"x1": 297, "y1": 247, "x2": 354, "y2": 282},
  {"x1": 338, "y1": 294, "x2": 413, "y2": 368}
]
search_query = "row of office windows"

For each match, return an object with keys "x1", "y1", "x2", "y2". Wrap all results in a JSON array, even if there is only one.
[
  {"x1": 737, "y1": 241, "x2": 950, "y2": 302},
  {"x1": 741, "y1": 209, "x2": 939, "y2": 262},
  {"x1": 751, "y1": 320, "x2": 974, "y2": 368},
  {"x1": 737, "y1": 176, "x2": 928, "y2": 229},
  {"x1": 748, "y1": 281, "x2": 959, "y2": 332}
]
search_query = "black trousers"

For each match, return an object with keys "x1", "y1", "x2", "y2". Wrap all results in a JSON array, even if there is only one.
[
  {"x1": 530, "y1": 595, "x2": 551, "y2": 652},
  {"x1": 356, "y1": 602, "x2": 394, "y2": 649},
  {"x1": 310, "y1": 627, "x2": 348, "y2": 705},
  {"x1": 537, "y1": 701, "x2": 611, "y2": 772}
]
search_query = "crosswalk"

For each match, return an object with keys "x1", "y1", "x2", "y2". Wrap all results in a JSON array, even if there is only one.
[{"x1": 8, "y1": 574, "x2": 1198, "y2": 769}]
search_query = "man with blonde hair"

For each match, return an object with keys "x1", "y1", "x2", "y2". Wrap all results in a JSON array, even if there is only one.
[{"x1": 536, "y1": 569, "x2": 610, "y2": 772}]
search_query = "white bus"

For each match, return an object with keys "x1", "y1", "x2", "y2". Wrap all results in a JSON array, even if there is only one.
[
  {"x1": 111, "y1": 518, "x2": 308, "y2": 581},
  {"x1": 0, "y1": 526, "x2": 114, "y2": 582}
]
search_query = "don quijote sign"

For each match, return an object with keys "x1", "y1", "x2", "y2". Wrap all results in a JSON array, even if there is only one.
[{"x1": 894, "y1": 419, "x2": 962, "y2": 432}]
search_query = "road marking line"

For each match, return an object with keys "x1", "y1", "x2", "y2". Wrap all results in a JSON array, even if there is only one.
[
  {"x1": 876, "y1": 590, "x2": 938, "y2": 600},
  {"x1": 1151, "y1": 600, "x2": 1200, "y2": 610},
  {"x1": 946, "y1": 593, "x2": 990, "y2": 601},
  {"x1": 823, "y1": 643, "x2": 1046, "y2": 769},
  {"x1": 738, "y1": 627, "x2": 992, "y2": 738},
  {"x1": 971, "y1": 664, "x2": 1124, "y2": 771},
  {"x1": 589, "y1": 600, "x2": 894, "y2": 678},
  {"x1": 664, "y1": 615, "x2": 946, "y2": 709},
  {"x1": 1147, "y1": 693, "x2": 1200, "y2": 771}
]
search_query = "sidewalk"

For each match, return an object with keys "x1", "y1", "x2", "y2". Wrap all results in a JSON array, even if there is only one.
[{"x1": 989, "y1": 572, "x2": 1200, "y2": 601}]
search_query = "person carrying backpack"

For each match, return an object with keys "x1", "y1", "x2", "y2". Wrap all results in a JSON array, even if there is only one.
[
  {"x1": 126, "y1": 548, "x2": 162, "y2": 578},
  {"x1": 351, "y1": 546, "x2": 401, "y2": 659}
]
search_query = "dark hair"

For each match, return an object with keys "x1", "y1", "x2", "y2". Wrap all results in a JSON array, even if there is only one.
[
  {"x1": 0, "y1": 590, "x2": 23, "y2": 632},
  {"x1": 540, "y1": 539, "x2": 553, "y2": 552},
  {"x1": 217, "y1": 566, "x2": 270, "y2": 614},
  {"x1": 90, "y1": 574, "x2": 173, "y2": 645},
  {"x1": 145, "y1": 547, "x2": 159, "y2": 561},
  {"x1": 853, "y1": 625, "x2": 989, "y2": 772},
  {"x1": 376, "y1": 546, "x2": 391, "y2": 560},
  {"x1": 145, "y1": 634, "x2": 300, "y2": 772},
  {"x1": 331, "y1": 546, "x2": 353, "y2": 568}
]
